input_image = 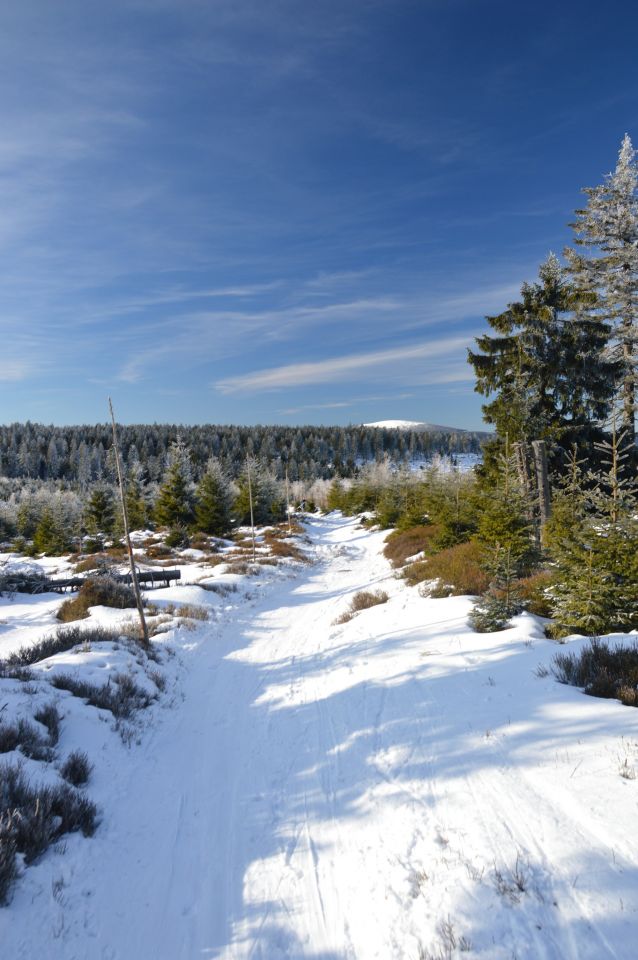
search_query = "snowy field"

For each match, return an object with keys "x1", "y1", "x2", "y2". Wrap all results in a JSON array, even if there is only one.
[{"x1": 1, "y1": 514, "x2": 638, "y2": 958}]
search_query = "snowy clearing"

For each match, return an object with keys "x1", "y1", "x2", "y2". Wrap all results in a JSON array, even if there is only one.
[{"x1": 2, "y1": 513, "x2": 638, "y2": 958}]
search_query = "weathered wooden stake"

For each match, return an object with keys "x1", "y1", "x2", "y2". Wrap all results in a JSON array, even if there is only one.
[
  {"x1": 109, "y1": 398, "x2": 149, "y2": 648},
  {"x1": 246, "y1": 458, "x2": 256, "y2": 562},
  {"x1": 285, "y1": 467, "x2": 292, "y2": 535}
]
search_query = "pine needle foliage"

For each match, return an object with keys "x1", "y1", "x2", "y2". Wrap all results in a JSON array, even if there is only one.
[
  {"x1": 471, "y1": 449, "x2": 538, "y2": 631},
  {"x1": 85, "y1": 486, "x2": 115, "y2": 537},
  {"x1": 468, "y1": 254, "x2": 615, "y2": 477},
  {"x1": 547, "y1": 428, "x2": 638, "y2": 637},
  {"x1": 233, "y1": 459, "x2": 284, "y2": 526},
  {"x1": 154, "y1": 439, "x2": 195, "y2": 529},
  {"x1": 194, "y1": 458, "x2": 233, "y2": 536},
  {"x1": 32, "y1": 508, "x2": 72, "y2": 555}
]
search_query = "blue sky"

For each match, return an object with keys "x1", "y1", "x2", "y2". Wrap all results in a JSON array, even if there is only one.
[{"x1": 1, "y1": 0, "x2": 637, "y2": 429}]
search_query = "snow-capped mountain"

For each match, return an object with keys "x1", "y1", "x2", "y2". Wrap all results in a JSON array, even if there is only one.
[{"x1": 364, "y1": 419, "x2": 473, "y2": 433}]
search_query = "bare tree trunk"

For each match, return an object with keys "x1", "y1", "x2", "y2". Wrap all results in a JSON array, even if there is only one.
[
  {"x1": 109, "y1": 398, "x2": 149, "y2": 648},
  {"x1": 532, "y1": 440, "x2": 551, "y2": 528},
  {"x1": 513, "y1": 441, "x2": 538, "y2": 544},
  {"x1": 513, "y1": 441, "x2": 532, "y2": 500},
  {"x1": 623, "y1": 340, "x2": 636, "y2": 445}
]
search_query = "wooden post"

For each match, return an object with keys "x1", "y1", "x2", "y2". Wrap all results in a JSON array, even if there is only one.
[
  {"x1": 285, "y1": 467, "x2": 292, "y2": 535},
  {"x1": 246, "y1": 458, "x2": 256, "y2": 563},
  {"x1": 532, "y1": 439, "x2": 551, "y2": 526},
  {"x1": 109, "y1": 398, "x2": 149, "y2": 648}
]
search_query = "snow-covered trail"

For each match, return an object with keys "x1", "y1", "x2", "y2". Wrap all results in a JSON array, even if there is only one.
[{"x1": 5, "y1": 513, "x2": 638, "y2": 959}]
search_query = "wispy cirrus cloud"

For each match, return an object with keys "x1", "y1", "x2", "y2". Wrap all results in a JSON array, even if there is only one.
[
  {"x1": 277, "y1": 392, "x2": 415, "y2": 415},
  {"x1": 82, "y1": 282, "x2": 285, "y2": 323},
  {"x1": 215, "y1": 336, "x2": 471, "y2": 394},
  {"x1": 0, "y1": 359, "x2": 39, "y2": 382}
]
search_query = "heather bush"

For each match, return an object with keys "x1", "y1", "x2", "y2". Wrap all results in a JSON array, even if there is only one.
[
  {"x1": 0, "y1": 812, "x2": 19, "y2": 905},
  {"x1": 60, "y1": 750, "x2": 92, "y2": 787},
  {"x1": 383, "y1": 525, "x2": 441, "y2": 568},
  {"x1": 50, "y1": 672, "x2": 153, "y2": 718},
  {"x1": 0, "y1": 762, "x2": 98, "y2": 903},
  {"x1": 518, "y1": 571, "x2": 553, "y2": 617},
  {"x1": 5, "y1": 624, "x2": 122, "y2": 667},
  {"x1": 57, "y1": 576, "x2": 137, "y2": 622},
  {"x1": 406, "y1": 540, "x2": 489, "y2": 596},
  {"x1": 0, "y1": 718, "x2": 52, "y2": 761},
  {"x1": 552, "y1": 639, "x2": 638, "y2": 706},
  {"x1": 33, "y1": 702, "x2": 60, "y2": 746}
]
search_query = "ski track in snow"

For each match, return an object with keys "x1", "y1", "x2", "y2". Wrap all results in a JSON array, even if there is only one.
[{"x1": 3, "y1": 513, "x2": 638, "y2": 958}]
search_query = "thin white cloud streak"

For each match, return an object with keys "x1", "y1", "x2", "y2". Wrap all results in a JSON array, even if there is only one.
[
  {"x1": 83, "y1": 282, "x2": 285, "y2": 323},
  {"x1": 0, "y1": 360, "x2": 36, "y2": 382},
  {"x1": 278, "y1": 392, "x2": 415, "y2": 415},
  {"x1": 215, "y1": 336, "x2": 471, "y2": 394},
  {"x1": 115, "y1": 295, "x2": 408, "y2": 381}
]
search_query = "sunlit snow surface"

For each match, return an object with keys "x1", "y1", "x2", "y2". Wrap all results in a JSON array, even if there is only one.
[{"x1": 1, "y1": 514, "x2": 638, "y2": 959}]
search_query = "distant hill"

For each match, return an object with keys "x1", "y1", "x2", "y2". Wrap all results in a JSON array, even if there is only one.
[{"x1": 364, "y1": 419, "x2": 485, "y2": 434}]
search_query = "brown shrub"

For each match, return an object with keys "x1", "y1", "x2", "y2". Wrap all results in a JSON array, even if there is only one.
[
  {"x1": 287, "y1": 520, "x2": 306, "y2": 536},
  {"x1": 266, "y1": 539, "x2": 308, "y2": 562},
  {"x1": 335, "y1": 589, "x2": 389, "y2": 624},
  {"x1": 105, "y1": 545, "x2": 127, "y2": 558},
  {"x1": 383, "y1": 525, "x2": 441, "y2": 568},
  {"x1": 57, "y1": 577, "x2": 137, "y2": 622},
  {"x1": 74, "y1": 555, "x2": 106, "y2": 574},
  {"x1": 619, "y1": 685, "x2": 638, "y2": 707},
  {"x1": 232, "y1": 536, "x2": 254, "y2": 548},
  {"x1": 201, "y1": 554, "x2": 229, "y2": 566},
  {"x1": 225, "y1": 560, "x2": 252, "y2": 575},
  {"x1": 407, "y1": 540, "x2": 488, "y2": 596},
  {"x1": 145, "y1": 543, "x2": 174, "y2": 559},
  {"x1": 189, "y1": 537, "x2": 211, "y2": 551},
  {"x1": 158, "y1": 602, "x2": 208, "y2": 621},
  {"x1": 518, "y1": 571, "x2": 553, "y2": 617}
]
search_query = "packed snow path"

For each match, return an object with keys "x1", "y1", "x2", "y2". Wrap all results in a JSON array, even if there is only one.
[{"x1": 4, "y1": 513, "x2": 638, "y2": 959}]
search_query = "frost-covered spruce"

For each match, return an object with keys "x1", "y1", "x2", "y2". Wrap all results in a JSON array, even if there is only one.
[{"x1": 566, "y1": 135, "x2": 638, "y2": 443}]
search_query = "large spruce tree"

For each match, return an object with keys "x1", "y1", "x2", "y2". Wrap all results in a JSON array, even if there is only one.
[{"x1": 468, "y1": 254, "x2": 615, "y2": 473}]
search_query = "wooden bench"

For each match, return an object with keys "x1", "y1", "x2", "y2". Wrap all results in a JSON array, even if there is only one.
[{"x1": 2, "y1": 569, "x2": 181, "y2": 595}]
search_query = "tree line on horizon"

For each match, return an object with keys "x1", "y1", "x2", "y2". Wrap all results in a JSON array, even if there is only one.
[{"x1": 0, "y1": 422, "x2": 483, "y2": 486}]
